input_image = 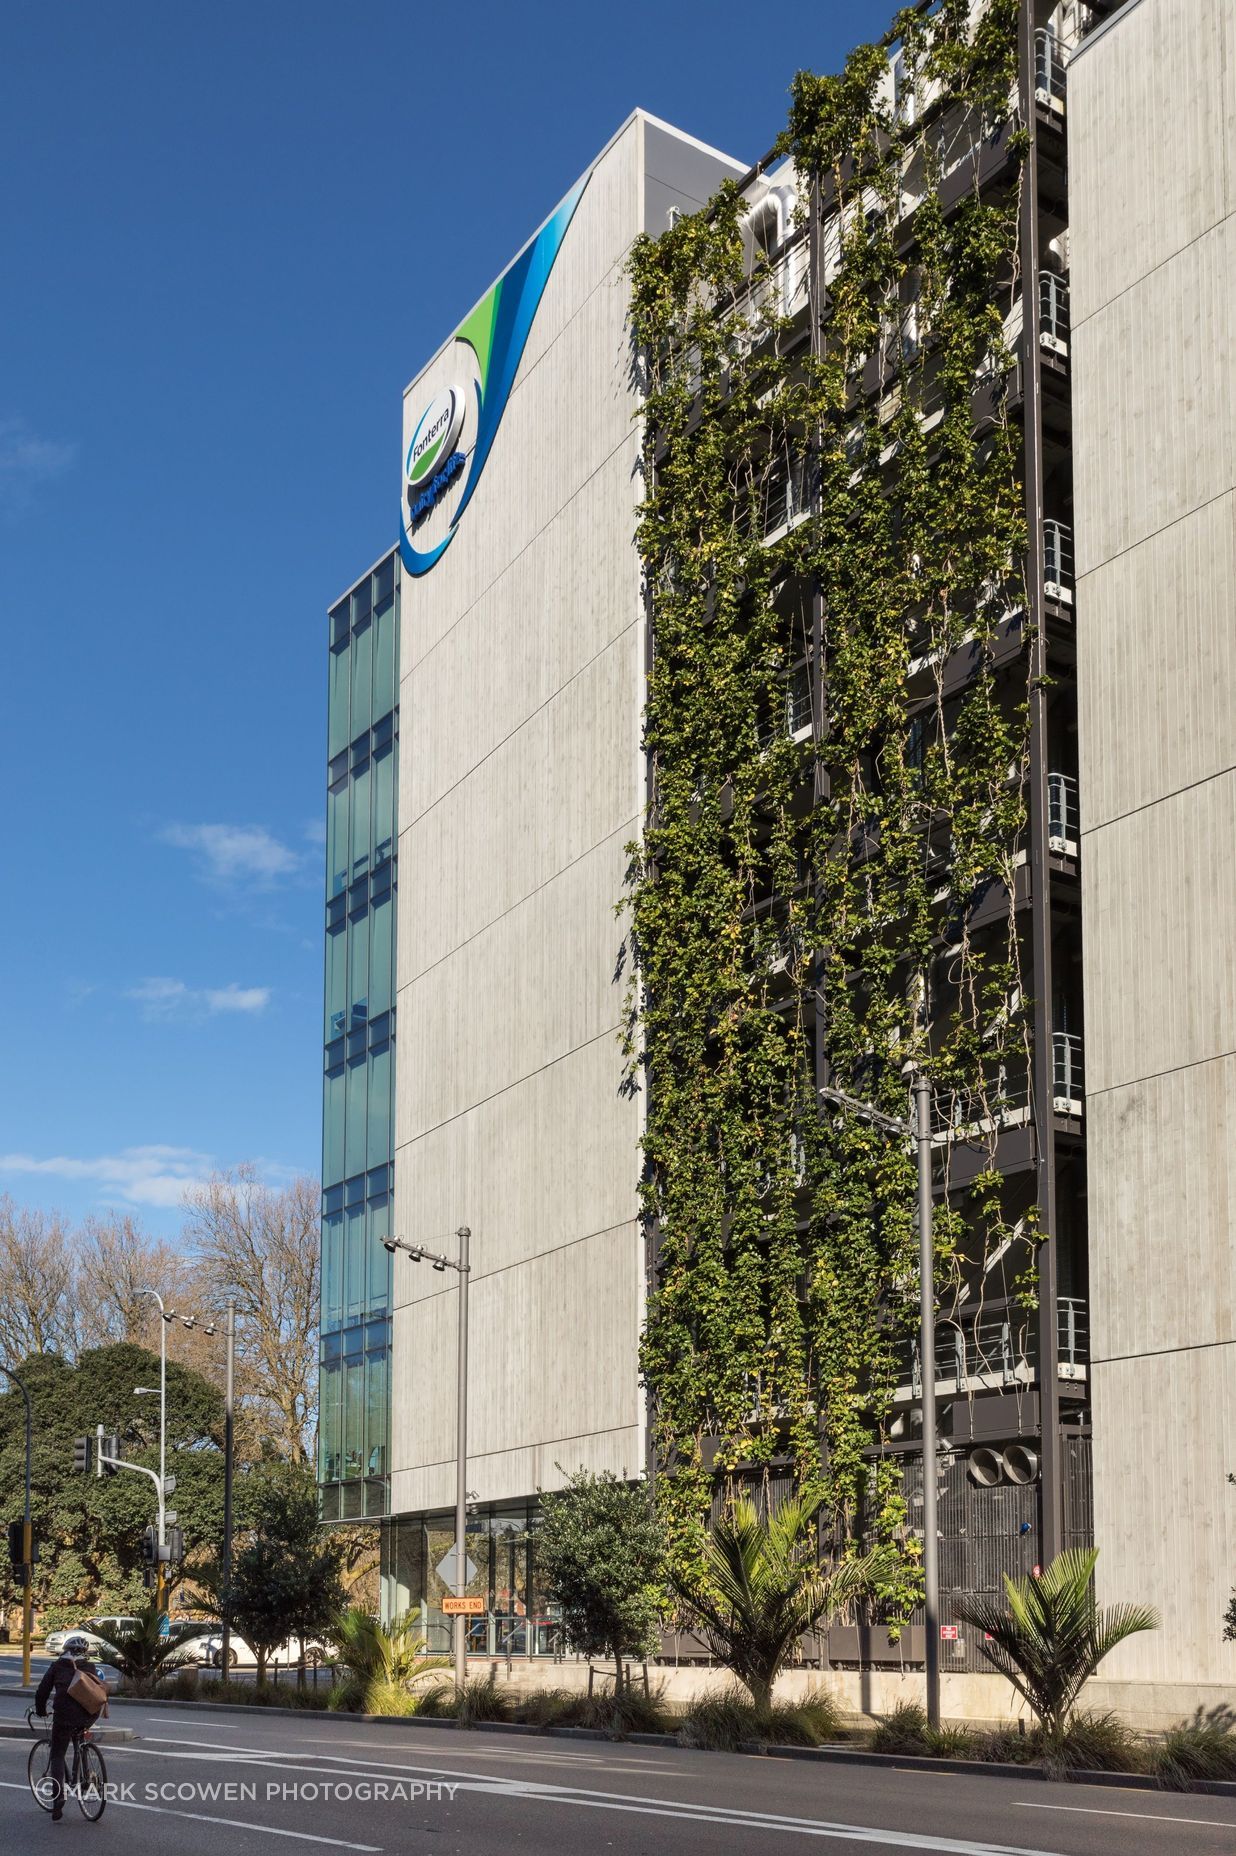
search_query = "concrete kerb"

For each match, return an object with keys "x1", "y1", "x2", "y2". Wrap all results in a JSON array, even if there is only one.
[{"x1": 4, "y1": 1687, "x2": 1235, "y2": 1795}]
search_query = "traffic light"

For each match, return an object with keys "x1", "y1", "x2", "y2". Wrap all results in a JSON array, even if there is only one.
[
  {"x1": 166, "y1": 1526, "x2": 184, "y2": 1565},
  {"x1": 72, "y1": 1435, "x2": 92, "y2": 1474},
  {"x1": 6, "y1": 1520, "x2": 22, "y2": 1571},
  {"x1": 141, "y1": 1525, "x2": 158, "y2": 1567},
  {"x1": 99, "y1": 1433, "x2": 119, "y2": 1479}
]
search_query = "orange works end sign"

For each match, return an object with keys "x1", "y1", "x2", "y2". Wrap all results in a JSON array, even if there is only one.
[{"x1": 441, "y1": 1596, "x2": 485, "y2": 1616}]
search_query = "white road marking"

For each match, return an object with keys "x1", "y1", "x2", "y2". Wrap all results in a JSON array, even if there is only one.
[
  {"x1": 0, "y1": 1779, "x2": 380, "y2": 1849},
  {"x1": 145, "y1": 1719, "x2": 614, "y2": 1765},
  {"x1": 113, "y1": 1733, "x2": 1073, "y2": 1856},
  {"x1": 1016, "y1": 1800, "x2": 1236, "y2": 1830}
]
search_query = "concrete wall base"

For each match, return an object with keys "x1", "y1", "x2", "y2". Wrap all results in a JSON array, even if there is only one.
[{"x1": 465, "y1": 1657, "x2": 1235, "y2": 1731}]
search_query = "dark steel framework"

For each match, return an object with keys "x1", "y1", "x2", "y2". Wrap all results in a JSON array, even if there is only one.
[{"x1": 644, "y1": 0, "x2": 1093, "y2": 1669}]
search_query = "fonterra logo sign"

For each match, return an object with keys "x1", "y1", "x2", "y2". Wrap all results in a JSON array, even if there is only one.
[
  {"x1": 399, "y1": 172, "x2": 588, "y2": 578},
  {"x1": 407, "y1": 386, "x2": 466, "y2": 491}
]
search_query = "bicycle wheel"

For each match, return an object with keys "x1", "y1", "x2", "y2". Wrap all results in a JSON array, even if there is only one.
[
  {"x1": 27, "y1": 1736, "x2": 56, "y2": 1812},
  {"x1": 77, "y1": 1741, "x2": 107, "y2": 1821}
]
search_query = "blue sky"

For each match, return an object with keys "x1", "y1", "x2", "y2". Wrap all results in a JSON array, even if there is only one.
[{"x1": 0, "y1": 0, "x2": 889, "y2": 1234}]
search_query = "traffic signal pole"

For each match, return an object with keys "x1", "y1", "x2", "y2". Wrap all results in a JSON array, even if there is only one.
[{"x1": 0, "y1": 1368, "x2": 33, "y2": 1687}]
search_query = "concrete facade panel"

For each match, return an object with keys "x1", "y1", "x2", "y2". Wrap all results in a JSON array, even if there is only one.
[
  {"x1": 403, "y1": 443, "x2": 642, "y2": 823},
  {"x1": 391, "y1": 116, "x2": 742, "y2": 1520},
  {"x1": 1074, "y1": 0, "x2": 1236, "y2": 1705},
  {"x1": 1087, "y1": 1054, "x2": 1236, "y2": 1362},
  {"x1": 400, "y1": 634, "x2": 640, "y2": 983},
  {"x1": 1080, "y1": 771, "x2": 1236, "y2": 1095},
  {"x1": 1091, "y1": 1345, "x2": 1236, "y2": 1686},
  {"x1": 390, "y1": 1225, "x2": 643, "y2": 1515},
  {"x1": 1068, "y1": 0, "x2": 1228, "y2": 327},
  {"x1": 1071, "y1": 216, "x2": 1233, "y2": 578},
  {"x1": 393, "y1": 1033, "x2": 638, "y2": 1291},
  {"x1": 1077, "y1": 492, "x2": 1236, "y2": 831},
  {"x1": 398, "y1": 823, "x2": 632, "y2": 1141}
]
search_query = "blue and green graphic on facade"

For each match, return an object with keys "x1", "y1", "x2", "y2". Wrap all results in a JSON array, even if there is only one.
[
  {"x1": 320, "y1": 550, "x2": 398, "y2": 1521},
  {"x1": 399, "y1": 175, "x2": 587, "y2": 578}
]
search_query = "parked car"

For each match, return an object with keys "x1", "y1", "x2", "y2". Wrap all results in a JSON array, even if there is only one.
[
  {"x1": 190, "y1": 1631, "x2": 329, "y2": 1670},
  {"x1": 44, "y1": 1616, "x2": 141, "y2": 1657}
]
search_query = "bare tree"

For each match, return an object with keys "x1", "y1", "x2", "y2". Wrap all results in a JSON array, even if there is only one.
[
  {"x1": 0, "y1": 1196, "x2": 75, "y2": 1360},
  {"x1": 76, "y1": 1214, "x2": 198, "y2": 1350},
  {"x1": 181, "y1": 1168, "x2": 319, "y2": 1463}
]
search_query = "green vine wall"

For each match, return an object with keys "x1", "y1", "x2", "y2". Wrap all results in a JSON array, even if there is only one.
[{"x1": 627, "y1": 0, "x2": 1032, "y2": 1611}]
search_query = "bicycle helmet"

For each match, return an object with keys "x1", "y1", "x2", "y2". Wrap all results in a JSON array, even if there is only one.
[{"x1": 61, "y1": 1635, "x2": 91, "y2": 1656}]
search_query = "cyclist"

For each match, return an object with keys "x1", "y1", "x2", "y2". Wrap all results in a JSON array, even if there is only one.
[{"x1": 34, "y1": 1632, "x2": 106, "y2": 1821}]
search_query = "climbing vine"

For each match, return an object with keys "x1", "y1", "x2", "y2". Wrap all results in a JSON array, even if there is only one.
[{"x1": 626, "y1": 0, "x2": 1033, "y2": 1613}]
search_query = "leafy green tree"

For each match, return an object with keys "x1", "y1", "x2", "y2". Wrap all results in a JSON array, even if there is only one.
[
  {"x1": 537, "y1": 1470, "x2": 665, "y2": 1696},
  {"x1": 221, "y1": 1463, "x2": 344, "y2": 1687},
  {"x1": 0, "y1": 1346, "x2": 225, "y2": 1625},
  {"x1": 672, "y1": 1489, "x2": 894, "y2": 1712},
  {"x1": 954, "y1": 1548, "x2": 1157, "y2": 1746}
]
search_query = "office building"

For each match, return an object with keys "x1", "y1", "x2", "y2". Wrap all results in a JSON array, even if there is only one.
[{"x1": 319, "y1": 0, "x2": 1232, "y2": 1714}]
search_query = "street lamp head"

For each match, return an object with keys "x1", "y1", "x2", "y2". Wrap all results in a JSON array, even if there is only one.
[
  {"x1": 432, "y1": 1257, "x2": 447, "y2": 1273},
  {"x1": 134, "y1": 1386, "x2": 157, "y2": 1396},
  {"x1": 381, "y1": 1237, "x2": 398, "y2": 1254},
  {"x1": 203, "y1": 1324, "x2": 217, "y2": 1337}
]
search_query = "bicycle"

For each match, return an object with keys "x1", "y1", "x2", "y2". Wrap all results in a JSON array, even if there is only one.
[{"x1": 26, "y1": 1706, "x2": 107, "y2": 1822}]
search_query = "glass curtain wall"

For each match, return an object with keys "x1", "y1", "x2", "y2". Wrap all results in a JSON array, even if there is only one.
[
  {"x1": 319, "y1": 551, "x2": 399, "y2": 1521},
  {"x1": 379, "y1": 1505, "x2": 564, "y2": 1656}
]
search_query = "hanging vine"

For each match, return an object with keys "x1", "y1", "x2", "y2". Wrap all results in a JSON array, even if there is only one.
[{"x1": 626, "y1": 0, "x2": 1034, "y2": 1612}]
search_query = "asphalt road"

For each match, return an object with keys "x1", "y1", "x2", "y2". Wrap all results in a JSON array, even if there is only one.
[{"x1": 1, "y1": 1689, "x2": 1234, "y2": 1856}]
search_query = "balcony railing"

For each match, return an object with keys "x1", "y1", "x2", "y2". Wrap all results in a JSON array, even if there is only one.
[
  {"x1": 1039, "y1": 271, "x2": 1070, "y2": 355},
  {"x1": 1044, "y1": 519, "x2": 1074, "y2": 605},
  {"x1": 1035, "y1": 28, "x2": 1068, "y2": 111},
  {"x1": 1053, "y1": 1030, "x2": 1084, "y2": 1114},
  {"x1": 929, "y1": 1065, "x2": 1032, "y2": 1144},
  {"x1": 894, "y1": 1295, "x2": 1088, "y2": 1401},
  {"x1": 1048, "y1": 772, "x2": 1080, "y2": 857},
  {"x1": 756, "y1": 662, "x2": 814, "y2": 749}
]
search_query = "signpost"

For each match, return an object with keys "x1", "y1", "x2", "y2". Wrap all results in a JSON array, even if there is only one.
[{"x1": 434, "y1": 1548, "x2": 477, "y2": 1591}]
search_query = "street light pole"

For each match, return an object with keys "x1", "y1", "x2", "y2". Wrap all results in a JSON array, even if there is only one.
[
  {"x1": 0, "y1": 1367, "x2": 33, "y2": 1686},
  {"x1": 819, "y1": 1072, "x2": 940, "y2": 1729},
  {"x1": 382, "y1": 1226, "x2": 472, "y2": 1693},
  {"x1": 914, "y1": 1071, "x2": 941, "y2": 1732},
  {"x1": 221, "y1": 1299, "x2": 235, "y2": 1683},
  {"x1": 453, "y1": 1225, "x2": 470, "y2": 1697},
  {"x1": 137, "y1": 1287, "x2": 169, "y2": 1612}
]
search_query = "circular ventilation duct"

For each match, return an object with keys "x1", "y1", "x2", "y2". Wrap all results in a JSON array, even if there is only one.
[
  {"x1": 967, "y1": 1446, "x2": 1004, "y2": 1486},
  {"x1": 1002, "y1": 1444, "x2": 1040, "y2": 1485}
]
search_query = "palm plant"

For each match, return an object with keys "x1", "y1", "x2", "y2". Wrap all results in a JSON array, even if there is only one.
[
  {"x1": 672, "y1": 1489, "x2": 895, "y2": 1713},
  {"x1": 954, "y1": 1548, "x2": 1157, "y2": 1745},
  {"x1": 98, "y1": 1599, "x2": 216, "y2": 1695},
  {"x1": 330, "y1": 1607, "x2": 447, "y2": 1713}
]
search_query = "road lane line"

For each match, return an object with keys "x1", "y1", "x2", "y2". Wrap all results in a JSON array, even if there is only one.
[
  {"x1": 1016, "y1": 1800, "x2": 1236, "y2": 1829},
  {"x1": 110, "y1": 1736, "x2": 1076, "y2": 1856},
  {"x1": 0, "y1": 1779, "x2": 380, "y2": 1849}
]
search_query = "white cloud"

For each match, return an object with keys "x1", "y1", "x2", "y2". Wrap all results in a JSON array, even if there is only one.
[
  {"x1": 0, "y1": 1145, "x2": 214, "y2": 1209},
  {"x1": 205, "y1": 983, "x2": 270, "y2": 1014},
  {"x1": 161, "y1": 823, "x2": 303, "y2": 887},
  {"x1": 0, "y1": 415, "x2": 79, "y2": 513},
  {"x1": 127, "y1": 977, "x2": 271, "y2": 1021}
]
